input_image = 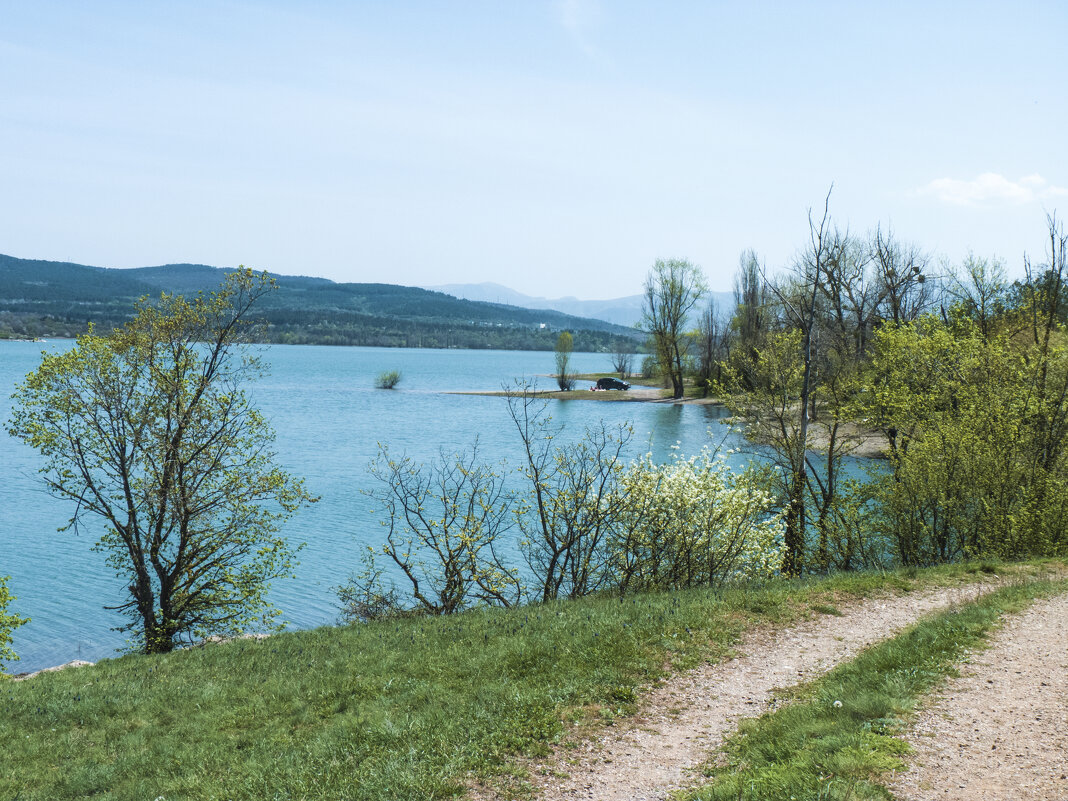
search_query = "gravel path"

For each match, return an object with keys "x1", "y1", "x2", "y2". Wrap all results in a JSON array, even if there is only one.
[
  {"x1": 887, "y1": 592, "x2": 1068, "y2": 801},
  {"x1": 475, "y1": 580, "x2": 1003, "y2": 801}
]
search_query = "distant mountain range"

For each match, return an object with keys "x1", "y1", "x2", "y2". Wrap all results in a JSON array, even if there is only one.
[
  {"x1": 0, "y1": 255, "x2": 643, "y2": 352},
  {"x1": 427, "y1": 282, "x2": 735, "y2": 327},
  {"x1": 426, "y1": 282, "x2": 647, "y2": 327}
]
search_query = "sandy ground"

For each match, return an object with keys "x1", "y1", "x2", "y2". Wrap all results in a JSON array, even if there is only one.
[
  {"x1": 472, "y1": 580, "x2": 1004, "y2": 801},
  {"x1": 449, "y1": 385, "x2": 674, "y2": 403},
  {"x1": 450, "y1": 386, "x2": 890, "y2": 457},
  {"x1": 887, "y1": 592, "x2": 1068, "y2": 801}
]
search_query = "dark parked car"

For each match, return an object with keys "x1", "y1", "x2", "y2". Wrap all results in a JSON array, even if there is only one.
[{"x1": 595, "y1": 377, "x2": 631, "y2": 391}]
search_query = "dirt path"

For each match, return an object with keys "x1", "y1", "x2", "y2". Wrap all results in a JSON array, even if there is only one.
[
  {"x1": 887, "y1": 592, "x2": 1068, "y2": 801},
  {"x1": 475, "y1": 579, "x2": 1004, "y2": 801}
]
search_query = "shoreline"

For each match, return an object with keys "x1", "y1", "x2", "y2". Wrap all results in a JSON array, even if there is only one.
[
  {"x1": 449, "y1": 384, "x2": 889, "y2": 458},
  {"x1": 447, "y1": 377, "x2": 723, "y2": 406}
]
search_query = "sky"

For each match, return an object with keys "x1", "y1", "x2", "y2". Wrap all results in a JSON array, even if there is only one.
[{"x1": 1, "y1": 1, "x2": 1065, "y2": 299}]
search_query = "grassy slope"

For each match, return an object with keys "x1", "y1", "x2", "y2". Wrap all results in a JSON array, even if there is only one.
[{"x1": 0, "y1": 563, "x2": 1057, "y2": 800}]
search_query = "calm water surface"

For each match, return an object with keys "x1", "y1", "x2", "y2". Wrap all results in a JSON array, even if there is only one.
[{"x1": 1, "y1": 341, "x2": 742, "y2": 672}]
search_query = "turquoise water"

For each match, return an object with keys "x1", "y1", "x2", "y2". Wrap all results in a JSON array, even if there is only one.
[{"x1": 1, "y1": 341, "x2": 740, "y2": 672}]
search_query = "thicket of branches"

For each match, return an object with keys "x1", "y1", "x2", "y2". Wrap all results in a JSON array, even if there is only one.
[
  {"x1": 709, "y1": 204, "x2": 1068, "y2": 572},
  {"x1": 344, "y1": 203, "x2": 1068, "y2": 620},
  {"x1": 339, "y1": 383, "x2": 785, "y2": 620}
]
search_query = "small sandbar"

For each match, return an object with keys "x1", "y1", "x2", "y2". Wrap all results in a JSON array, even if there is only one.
[{"x1": 447, "y1": 385, "x2": 724, "y2": 405}]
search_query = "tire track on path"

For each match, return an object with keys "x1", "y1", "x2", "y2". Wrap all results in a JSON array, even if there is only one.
[
  {"x1": 887, "y1": 591, "x2": 1068, "y2": 801},
  {"x1": 475, "y1": 579, "x2": 1006, "y2": 801}
]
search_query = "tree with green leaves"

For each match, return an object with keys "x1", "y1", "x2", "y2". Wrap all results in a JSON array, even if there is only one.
[
  {"x1": 861, "y1": 314, "x2": 1067, "y2": 563},
  {"x1": 0, "y1": 576, "x2": 27, "y2": 672},
  {"x1": 554, "y1": 330, "x2": 575, "y2": 390},
  {"x1": 7, "y1": 269, "x2": 316, "y2": 654},
  {"x1": 641, "y1": 258, "x2": 707, "y2": 399}
]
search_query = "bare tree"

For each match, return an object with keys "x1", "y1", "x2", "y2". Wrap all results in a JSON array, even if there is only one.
[
  {"x1": 611, "y1": 341, "x2": 634, "y2": 378},
  {"x1": 359, "y1": 442, "x2": 520, "y2": 615},
  {"x1": 734, "y1": 249, "x2": 768, "y2": 357},
  {"x1": 1022, "y1": 212, "x2": 1067, "y2": 350},
  {"x1": 949, "y1": 253, "x2": 1008, "y2": 340},
  {"x1": 506, "y1": 383, "x2": 631, "y2": 601},
  {"x1": 816, "y1": 233, "x2": 880, "y2": 361},
  {"x1": 871, "y1": 225, "x2": 932, "y2": 326},
  {"x1": 761, "y1": 188, "x2": 839, "y2": 575},
  {"x1": 694, "y1": 299, "x2": 731, "y2": 394},
  {"x1": 1021, "y1": 212, "x2": 1068, "y2": 477}
]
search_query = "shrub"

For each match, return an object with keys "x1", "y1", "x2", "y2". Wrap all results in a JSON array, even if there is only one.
[
  {"x1": 610, "y1": 448, "x2": 785, "y2": 594},
  {"x1": 345, "y1": 444, "x2": 521, "y2": 615},
  {"x1": 375, "y1": 369, "x2": 402, "y2": 389}
]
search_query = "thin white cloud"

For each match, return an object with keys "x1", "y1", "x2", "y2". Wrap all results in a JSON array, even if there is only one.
[
  {"x1": 556, "y1": 0, "x2": 604, "y2": 62},
  {"x1": 918, "y1": 173, "x2": 1068, "y2": 206}
]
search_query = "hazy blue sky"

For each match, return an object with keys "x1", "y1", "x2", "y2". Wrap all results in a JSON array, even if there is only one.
[{"x1": 2, "y1": 1, "x2": 1065, "y2": 298}]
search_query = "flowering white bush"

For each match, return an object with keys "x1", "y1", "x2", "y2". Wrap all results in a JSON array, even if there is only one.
[{"x1": 610, "y1": 448, "x2": 784, "y2": 592}]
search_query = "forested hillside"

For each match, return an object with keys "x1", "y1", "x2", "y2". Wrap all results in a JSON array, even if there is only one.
[{"x1": 0, "y1": 255, "x2": 642, "y2": 350}]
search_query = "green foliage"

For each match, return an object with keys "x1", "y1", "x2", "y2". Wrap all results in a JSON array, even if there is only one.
[
  {"x1": 0, "y1": 253, "x2": 642, "y2": 350},
  {"x1": 6, "y1": 270, "x2": 316, "y2": 654},
  {"x1": 717, "y1": 211, "x2": 1067, "y2": 572},
  {"x1": 683, "y1": 577, "x2": 1066, "y2": 801},
  {"x1": 554, "y1": 330, "x2": 575, "y2": 390},
  {"x1": 612, "y1": 448, "x2": 785, "y2": 593},
  {"x1": 642, "y1": 258, "x2": 707, "y2": 399},
  {"x1": 373, "y1": 369, "x2": 402, "y2": 389},
  {"x1": 349, "y1": 385, "x2": 786, "y2": 611},
  {"x1": 861, "y1": 317, "x2": 1068, "y2": 563},
  {"x1": 727, "y1": 328, "x2": 875, "y2": 574},
  {"x1": 0, "y1": 576, "x2": 28, "y2": 671}
]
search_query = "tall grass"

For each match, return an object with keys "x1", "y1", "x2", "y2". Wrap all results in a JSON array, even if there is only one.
[{"x1": 0, "y1": 562, "x2": 1054, "y2": 800}]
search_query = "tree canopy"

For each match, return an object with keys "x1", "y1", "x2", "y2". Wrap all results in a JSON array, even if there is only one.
[
  {"x1": 641, "y1": 258, "x2": 707, "y2": 399},
  {"x1": 7, "y1": 269, "x2": 316, "y2": 654}
]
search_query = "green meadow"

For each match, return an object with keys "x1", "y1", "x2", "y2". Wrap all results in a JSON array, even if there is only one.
[{"x1": 2, "y1": 561, "x2": 1059, "y2": 801}]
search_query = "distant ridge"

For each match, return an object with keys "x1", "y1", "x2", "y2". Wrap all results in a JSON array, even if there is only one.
[
  {"x1": 427, "y1": 281, "x2": 735, "y2": 328},
  {"x1": 426, "y1": 282, "x2": 645, "y2": 327},
  {"x1": 0, "y1": 254, "x2": 642, "y2": 351}
]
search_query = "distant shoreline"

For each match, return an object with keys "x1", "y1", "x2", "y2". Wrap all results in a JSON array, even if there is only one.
[
  {"x1": 448, "y1": 385, "x2": 722, "y2": 405},
  {"x1": 451, "y1": 382, "x2": 889, "y2": 458}
]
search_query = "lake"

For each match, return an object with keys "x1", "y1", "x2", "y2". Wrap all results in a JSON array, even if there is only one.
[{"x1": 1, "y1": 341, "x2": 742, "y2": 672}]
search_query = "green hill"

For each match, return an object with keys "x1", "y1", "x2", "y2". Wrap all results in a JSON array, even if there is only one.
[{"x1": 0, "y1": 255, "x2": 643, "y2": 350}]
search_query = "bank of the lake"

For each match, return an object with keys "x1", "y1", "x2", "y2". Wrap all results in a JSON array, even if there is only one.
[{"x1": 1, "y1": 342, "x2": 744, "y2": 673}]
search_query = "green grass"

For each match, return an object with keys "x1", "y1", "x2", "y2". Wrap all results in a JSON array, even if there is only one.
[
  {"x1": 0, "y1": 561, "x2": 1055, "y2": 800},
  {"x1": 681, "y1": 574, "x2": 1067, "y2": 801}
]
